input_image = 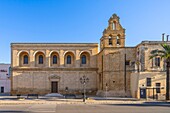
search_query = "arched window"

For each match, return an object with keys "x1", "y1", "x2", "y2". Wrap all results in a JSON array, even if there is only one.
[
  {"x1": 113, "y1": 21, "x2": 116, "y2": 30},
  {"x1": 39, "y1": 55, "x2": 43, "y2": 64},
  {"x1": 67, "y1": 55, "x2": 71, "y2": 64},
  {"x1": 23, "y1": 55, "x2": 28, "y2": 64},
  {"x1": 109, "y1": 36, "x2": 112, "y2": 45},
  {"x1": 81, "y1": 55, "x2": 86, "y2": 64},
  {"x1": 53, "y1": 55, "x2": 57, "y2": 64},
  {"x1": 117, "y1": 36, "x2": 120, "y2": 45}
]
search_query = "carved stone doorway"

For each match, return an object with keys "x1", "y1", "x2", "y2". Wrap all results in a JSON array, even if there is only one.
[{"x1": 49, "y1": 75, "x2": 60, "y2": 93}]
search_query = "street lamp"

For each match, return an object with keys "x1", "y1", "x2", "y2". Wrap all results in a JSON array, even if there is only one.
[{"x1": 80, "y1": 75, "x2": 89, "y2": 102}]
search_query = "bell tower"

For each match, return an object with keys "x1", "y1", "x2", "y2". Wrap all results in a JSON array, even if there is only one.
[{"x1": 100, "y1": 14, "x2": 125, "y2": 50}]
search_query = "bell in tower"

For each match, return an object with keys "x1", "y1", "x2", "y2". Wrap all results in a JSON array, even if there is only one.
[{"x1": 100, "y1": 14, "x2": 126, "y2": 50}]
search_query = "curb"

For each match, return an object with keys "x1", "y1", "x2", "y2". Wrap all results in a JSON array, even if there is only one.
[
  {"x1": 0, "y1": 98, "x2": 169, "y2": 105},
  {"x1": 0, "y1": 100, "x2": 144, "y2": 105}
]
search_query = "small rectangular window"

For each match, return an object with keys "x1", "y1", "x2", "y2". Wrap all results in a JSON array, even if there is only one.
[
  {"x1": 125, "y1": 60, "x2": 130, "y2": 65},
  {"x1": 155, "y1": 57, "x2": 160, "y2": 67},
  {"x1": 146, "y1": 78, "x2": 151, "y2": 87},
  {"x1": 156, "y1": 83, "x2": 161, "y2": 93},
  {"x1": 0, "y1": 87, "x2": 4, "y2": 93}
]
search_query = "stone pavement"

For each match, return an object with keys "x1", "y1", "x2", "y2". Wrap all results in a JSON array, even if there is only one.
[{"x1": 0, "y1": 96, "x2": 169, "y2": 106}]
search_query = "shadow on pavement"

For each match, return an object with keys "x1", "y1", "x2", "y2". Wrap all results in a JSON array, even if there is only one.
[
  {"x1": 106, "y1": 102, "x2": 170, "y2": 107},
  {"x1": 0, "y1": 111, "x2": 24, "y2": 112}
]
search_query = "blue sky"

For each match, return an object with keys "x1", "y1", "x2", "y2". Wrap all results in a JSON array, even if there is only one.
[{"x1": 1, "y1": 0, "x2": 170, "y2": 63}]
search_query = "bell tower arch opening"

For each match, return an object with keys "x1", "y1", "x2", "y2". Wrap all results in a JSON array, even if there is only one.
[{"x1": 100, "y1": 14, "x2": 125, "y2": 50}]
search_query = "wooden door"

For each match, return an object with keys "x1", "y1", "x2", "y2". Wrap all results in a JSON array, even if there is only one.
[{"x1": 51, "y1": 82, "x2": 58, "y2": 93}]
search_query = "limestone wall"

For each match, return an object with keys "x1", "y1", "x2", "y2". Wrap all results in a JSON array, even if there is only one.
[
  {"x1": 11, "y1": 70, "x2": 97, "y2": 95},
  {"x1": 97, "y1": 47, "x2": 136, "y2": 97}
]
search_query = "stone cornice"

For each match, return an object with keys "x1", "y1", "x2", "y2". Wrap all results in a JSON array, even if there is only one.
[
  {"x1": 12, "y1": 67, "x2": 98, "y2": 71},
  {"x1": 103, "y1": 47, "x2": 135, "y2": 49},
  {"x1": 11, "y1": 43, "x2": 98, "y2": 48},
  {"x1": 136, "y1": 41, "x2": 170, "y2": 48},
  {"x1": 49, "y1": 75, "x2": 61, "y2": 80},
  {"x1": 97, "y1": 47, "x2": 135, "y2": 55}
]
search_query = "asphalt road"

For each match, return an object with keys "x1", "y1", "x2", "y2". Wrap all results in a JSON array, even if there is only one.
[{"x1": 0, "y1": 103, "x2": 170, "y2": 113}]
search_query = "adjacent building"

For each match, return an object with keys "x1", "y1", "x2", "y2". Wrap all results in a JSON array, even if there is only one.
[
  {"x1": 131, "y1": 41, "x2": 169, "y2": 99},
  {"x1": 0, "y1": 64, "x2": 11, "y2": 94}
]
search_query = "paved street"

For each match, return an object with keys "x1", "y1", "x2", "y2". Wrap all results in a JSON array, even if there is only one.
[{"x1": 0, "y1": 103, "x2": 170, "y2": 113}]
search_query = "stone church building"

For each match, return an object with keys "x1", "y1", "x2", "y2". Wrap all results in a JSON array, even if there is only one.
[{"x1": 11, "y1": 14, "x2": 169, "y2": 98}]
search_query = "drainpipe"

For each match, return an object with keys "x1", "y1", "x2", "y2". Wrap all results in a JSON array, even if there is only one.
[
  {"x1": 124, "y1": 54, "x2": 127, "y2": 93},
  {"x1": 167, "y1": 35, "x2": 169, "y2": 41},
  {"x1": 162, "y1": 33, "x2": 165, "y2": 41}
]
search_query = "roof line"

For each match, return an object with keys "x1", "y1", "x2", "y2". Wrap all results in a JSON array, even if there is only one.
[{"x1": 11, "y1": 42, "x2": 98, "y2": 44}]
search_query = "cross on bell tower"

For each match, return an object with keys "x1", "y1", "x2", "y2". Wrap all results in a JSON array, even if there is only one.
[{"x1": 100, "y1": 14, "x2": 126, "y2": 50}]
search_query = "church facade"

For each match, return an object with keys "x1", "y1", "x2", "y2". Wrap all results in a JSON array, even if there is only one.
[
  {"x1": 11, "y1": 43, "x2": 98, "y2": 95},
  {"x1": 11, "y1": 14, "x2": 168, "y2": 98}
]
